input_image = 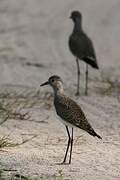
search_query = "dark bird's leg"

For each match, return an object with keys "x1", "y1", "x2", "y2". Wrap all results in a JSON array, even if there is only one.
[
  {"x1": 61, "y1": 126, "x2": 71, "y2": 164},
  {"x1": 75, "y1": 58, "x2": 80, "y2": 96},
  {"x1": 85, "y1": 64, "x2": 88, "y2": 95},
  {"x1": 69, "y1": 128, "x2": 73, "y2": 164}
]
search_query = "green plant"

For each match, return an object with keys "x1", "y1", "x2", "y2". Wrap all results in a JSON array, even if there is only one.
[{"x1": 55, "y1": 169, "x2": 64, "y2": 180}]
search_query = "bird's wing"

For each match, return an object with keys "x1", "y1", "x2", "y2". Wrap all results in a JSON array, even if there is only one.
[
  {"x1": 69, "y1": 32, "x2": 98, "y2": 68},
  {"x1": 54, "y1": 95, "x2": 93, "y2": 133},
  {"x1": 72, "y1": 32, "x2": 95, "y2": 57}
]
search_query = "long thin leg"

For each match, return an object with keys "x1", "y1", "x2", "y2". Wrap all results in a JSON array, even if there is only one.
[
  {"x1": 69, "y1": 128, "x2": 73, "y2": 164},
  {"x1": 62, "y1": 126, "x2": 71, "y2": 164},
  {"x1": 75, "y1": 58, "x2": 80, "y2": 96},
  {"x1": 85, "y1": 63, "x2": 88, "y2": 95}
]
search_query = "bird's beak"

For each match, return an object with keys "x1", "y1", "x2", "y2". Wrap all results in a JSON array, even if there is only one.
[
  {"x1": 40, "y1": 81, "x2": 49, "y2": 86},
  {"x1": 69, "y1": 16, "x2": 72, "y2": 19}
]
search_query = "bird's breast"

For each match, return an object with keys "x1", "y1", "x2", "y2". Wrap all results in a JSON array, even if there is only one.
[
  {"x1": 57, "y1": 115, "x2": 76, "y2": 128},
  {"x1": 69, "y1": 35, "x2": 78, "y2": 56}
]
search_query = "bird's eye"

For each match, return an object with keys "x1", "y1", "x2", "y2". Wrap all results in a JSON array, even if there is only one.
[{"x1": 51, "y1": 79, "x2": 54, "y2": 82}]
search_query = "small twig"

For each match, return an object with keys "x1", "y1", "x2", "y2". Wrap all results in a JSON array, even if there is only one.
[
  {"x1": 0, "y1": 135, "x2": 12, "y2": 148},
  {"x1": 0, "y1": 115, "x2": 9, "y2": 125},
  {"x1": 14, "y1": 173, "x2": 29, "y2": 180},
  {"x1": 2, "y1": 168, "x2": 17, "y2": 172},
  {"x1": 10, "y1": 134, "x2": 38, "y2": 147}
]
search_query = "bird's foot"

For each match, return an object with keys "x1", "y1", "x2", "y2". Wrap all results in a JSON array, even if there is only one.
[
  {"x1": 60, "y1": 162, "x2": 70, "y2": 165},
  {"x1": 56, "y1": 162, "x2": 65, "y2": 165},
  {"x1": 75, "y1": 91, "x2": 80, "y2": 96},
  {"x1": 68, "y1": 161, "x2": 71, "y2": 164},
  {"x1": 85, "y1": 90, "x2": 88, "y2": 96},
  {"x1": 56, "y1": 160, "x2": 70, "y2": 165}
]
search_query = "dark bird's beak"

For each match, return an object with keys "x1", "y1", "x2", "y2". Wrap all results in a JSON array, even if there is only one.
[
  {"x1": 40, "y1": 81, "x2": 49, "y2": 86},
  {"x1": 69, "y1": 16, "x2": 72, "y2": 19}
]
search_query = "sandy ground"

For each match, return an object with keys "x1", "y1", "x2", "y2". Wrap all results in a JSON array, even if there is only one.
[{"x1": 0, "y1": 0, "x2": 120, "y2": 179}]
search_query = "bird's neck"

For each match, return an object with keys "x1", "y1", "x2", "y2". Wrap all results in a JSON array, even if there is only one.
[
  {"x1": 52, "y1": 81, "x2": 64, "y2": 96},
  {"x1": 73, "y1": 19, "x2": 82, "y2": 33},
  {"x1": 54, "y1": 87, "x2": 64, "y2": 96},
  {"x1": 52, "y1": 84, "x2": 64, "y2": 97}
]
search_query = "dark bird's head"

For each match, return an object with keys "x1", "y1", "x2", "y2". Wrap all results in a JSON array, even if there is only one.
[
  {"x1": 40, "y1": 75, "x2": 64, "y2": 94},
  {"x1": 70, "y1": 11, "x2": 82, "y2": 23}
]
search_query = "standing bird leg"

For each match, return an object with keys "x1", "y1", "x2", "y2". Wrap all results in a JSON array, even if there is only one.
[
  {"x1": 85, "y1": 64, "x2": 88, "y2": 95},
  {"x1": 69, "y1": 128, "x2": 73, "y2": 164},
  {"x1": 75, "y1": 58, "x2": 80, "y2": 96},
  {"x1": 61, "y1": 126, "x2": 71, "y2": 164}
]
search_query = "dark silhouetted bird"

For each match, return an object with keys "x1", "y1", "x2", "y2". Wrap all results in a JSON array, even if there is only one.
[
  {"x1": 40, "y1": 75, "x2": 102, "y2": 164},
  {"x1": 69, "y1": 11, "x2": 99, "y2": 96}
]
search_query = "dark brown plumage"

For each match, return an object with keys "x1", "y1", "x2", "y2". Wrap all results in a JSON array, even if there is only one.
[
  {"x1": 40, "y1": 75, "x2": 102, "y2": 164},
  {"x1": 54, "y1": 94, "x2": 101, "y2": 139},
  {"x1": 69, "y1": 11, "x2": 99, "y2": 96}
]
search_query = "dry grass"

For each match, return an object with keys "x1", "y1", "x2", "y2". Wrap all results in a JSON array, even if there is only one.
[
  {"x1": 0, "y1": 91, "x2": 31, "y2": 125},
  {"x1": 0, "y1": 90, "x2": 53, "y2": 125},
  {"x1": 0, "y1": 136, "x2": 13, "y2": 148},
  {"x1": 94, "y1": 75, "x2": 120, "y2": 99},
  {"x1": 0, "y1": 89, "x2": 52, "y2": 151},
  {"x1": 101, "y1": 78, "x2": 120, "y2": 95},
  {"x1": 0, "y1": 134, "x2": 38, "y2": 150},
  {"x1": 0, "y1": 169, "x2": 65, "y2": 180}
]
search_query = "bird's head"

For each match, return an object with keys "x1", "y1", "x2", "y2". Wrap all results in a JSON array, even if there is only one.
[
  {"x1": 40, "y1": 75, "x2": 64, "y2": 94},
  {"x1": 70, "y1": 11, "x2": 82, "y2": 23}
]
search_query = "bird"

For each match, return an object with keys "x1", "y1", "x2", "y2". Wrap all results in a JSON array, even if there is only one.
[
  {"x1": 69, "y1": 11, "x2": 99, "y2": 96},
  {"x1": 40, "y1": 75, "x2": 102, "y2": 164}
]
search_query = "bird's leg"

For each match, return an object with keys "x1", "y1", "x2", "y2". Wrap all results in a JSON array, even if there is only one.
[
  {"x1": 75, "y1": 58, "x2": 80, "y2": 96},
  {"x1": 69, "y1": 128, "x2": 73, "y2": 164},
  {"x1": 85, "y1": 64, "x2": 88, "y2": 95},
  {"x1": 61, "y1": 126, "x2": 71, "y2": 164}
]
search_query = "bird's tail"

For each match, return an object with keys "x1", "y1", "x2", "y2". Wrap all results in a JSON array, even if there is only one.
[{"x1": 83, "y1": 57, "x2": 99, "y2": 69}]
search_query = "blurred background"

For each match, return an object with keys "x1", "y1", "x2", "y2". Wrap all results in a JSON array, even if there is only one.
[{"x1": 0, "y1": 0, "x2": 120, "y2": 88}]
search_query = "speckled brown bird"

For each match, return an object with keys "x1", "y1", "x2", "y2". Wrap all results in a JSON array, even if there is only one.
[
  {"x1": 69, "y1": 11, "x2": 99, "y2": 96},
  {"x1": 40, "y1": 75, "x2": 102, "y2": 164}
]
